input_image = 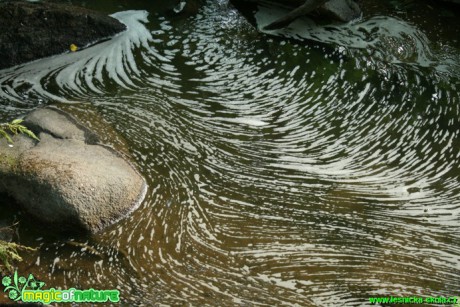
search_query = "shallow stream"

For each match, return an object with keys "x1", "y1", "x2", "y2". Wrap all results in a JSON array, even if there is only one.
[{"x1": 0, "y1": 0, "x2": 459, "y2": 305}]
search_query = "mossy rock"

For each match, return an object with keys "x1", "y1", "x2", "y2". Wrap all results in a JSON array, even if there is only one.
[{"x1": 0, "y1": 107, "x2": 147, "y2": 234}]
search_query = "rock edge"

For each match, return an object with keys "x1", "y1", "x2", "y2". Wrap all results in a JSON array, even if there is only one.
[
  {"x1": 0, "y1": 107, "x2": 147, "y2": 234},
  {"x1": 0, "y1": 0, "x2": 126, "y2": 69}
]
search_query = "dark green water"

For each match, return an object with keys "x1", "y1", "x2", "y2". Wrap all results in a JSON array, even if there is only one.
[{"x1": 0, "y1": 0, "x2": 459, "y2": 305}]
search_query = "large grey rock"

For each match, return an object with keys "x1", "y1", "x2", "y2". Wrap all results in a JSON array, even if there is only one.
[{"x1": 0, "y1": 107, "x2": 147, "y2": 233}]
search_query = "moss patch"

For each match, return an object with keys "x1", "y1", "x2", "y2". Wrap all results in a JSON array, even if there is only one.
[
  {"x1": 0, "y1": 152, "x2": 19, "y2": 170},
  {"x1": 0, "y1": 240, "x2": 36, "y2": 272}
]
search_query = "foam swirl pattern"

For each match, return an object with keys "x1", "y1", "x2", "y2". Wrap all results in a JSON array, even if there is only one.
[{"x1": 1, "y1": 1, "x2": 459, "y2": 306}]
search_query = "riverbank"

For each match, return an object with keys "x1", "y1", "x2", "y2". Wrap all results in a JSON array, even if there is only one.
[{"x1": 0, "y1": 0, "x2": 126, "y2": 69}]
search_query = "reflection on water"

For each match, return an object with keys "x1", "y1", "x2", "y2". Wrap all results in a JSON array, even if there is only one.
[{"x1": 1, "y1": 0, "x2": 459, "y2": 305}]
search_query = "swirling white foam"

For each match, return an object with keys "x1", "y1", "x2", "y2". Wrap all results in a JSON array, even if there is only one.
[
  {"x1": 4, "y1": 1, "x2": 460, "y2": 305},
  {"x1": 255, "y1": 4, "x2": 460, "y2": 75},
  {"x1": 0, "y1": 10, "x2": 154, "y2": 103}
]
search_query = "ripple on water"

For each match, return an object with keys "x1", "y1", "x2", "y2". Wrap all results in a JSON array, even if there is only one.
[{"x1": 1, "y1": 1, "x2": 459, "y2": 305}]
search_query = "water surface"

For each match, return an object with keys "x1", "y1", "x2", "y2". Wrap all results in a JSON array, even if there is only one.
[{"x1": 0, "y1": 0, "x2": 459, "y2": 305}]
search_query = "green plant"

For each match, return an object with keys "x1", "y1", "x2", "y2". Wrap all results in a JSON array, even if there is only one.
[
  {"x1": 0, "y1": 120, "x2": 39, "y2": 270},
  {"x1": 0, "y1": 119, "x2": 39, "y2": 144},
  {"x1": 0, "y1": 240, "x2": 36, "y2": 272}
]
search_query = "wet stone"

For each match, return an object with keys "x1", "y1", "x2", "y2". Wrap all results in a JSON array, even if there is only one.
[{"x1": 0, "y1": 107, "x2": 147, "y2": 234}]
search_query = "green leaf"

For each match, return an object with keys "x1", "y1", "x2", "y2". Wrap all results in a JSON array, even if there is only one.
[
  {"x1": 8, "y1": 126, "x2": 18, "y2": 134},
  {"x1": 0, "y1": 120, "x2": 40, "y2": 144},
  {"x1": 23, "y1": 129, "x2": 39, "y2": 141},
  {"x1": 0, "y1": 130, "x2": 13, "y2": 144}
]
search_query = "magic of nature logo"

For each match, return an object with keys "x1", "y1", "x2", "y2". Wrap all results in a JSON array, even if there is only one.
[{"x1": 2, "y1": 270, "x2": 119, "y2": 304}]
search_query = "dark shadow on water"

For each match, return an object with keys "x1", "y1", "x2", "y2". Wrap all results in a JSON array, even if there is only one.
[{"x1": 0, "y1": 193, "x2": 91, "y2": 246}]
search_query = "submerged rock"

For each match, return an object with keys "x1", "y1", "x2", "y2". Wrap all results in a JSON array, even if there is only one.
[
  {"x1": 0, "y1": 0, "x2": 126, "y2": 70},
  {"x1": 0, "y1": 107, "x2": 147, "y2": 233},
  {"x1": 233, "y1": 0, "x2": 361, "y2": 30},
  {"x1": 169, "y1": 0, "x2": 204, "y2": 17},
  {"x1": 319, "y1": 0, "x2": 361, "y2": 22}
]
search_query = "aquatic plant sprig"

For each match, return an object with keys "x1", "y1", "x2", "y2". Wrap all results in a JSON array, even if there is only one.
[
  {"x1": 0, "y1": 119, "x2": 39, "y2": 144},
  {"x1": 0, "y1": 240, "x2": 36, "y2": 272}
]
